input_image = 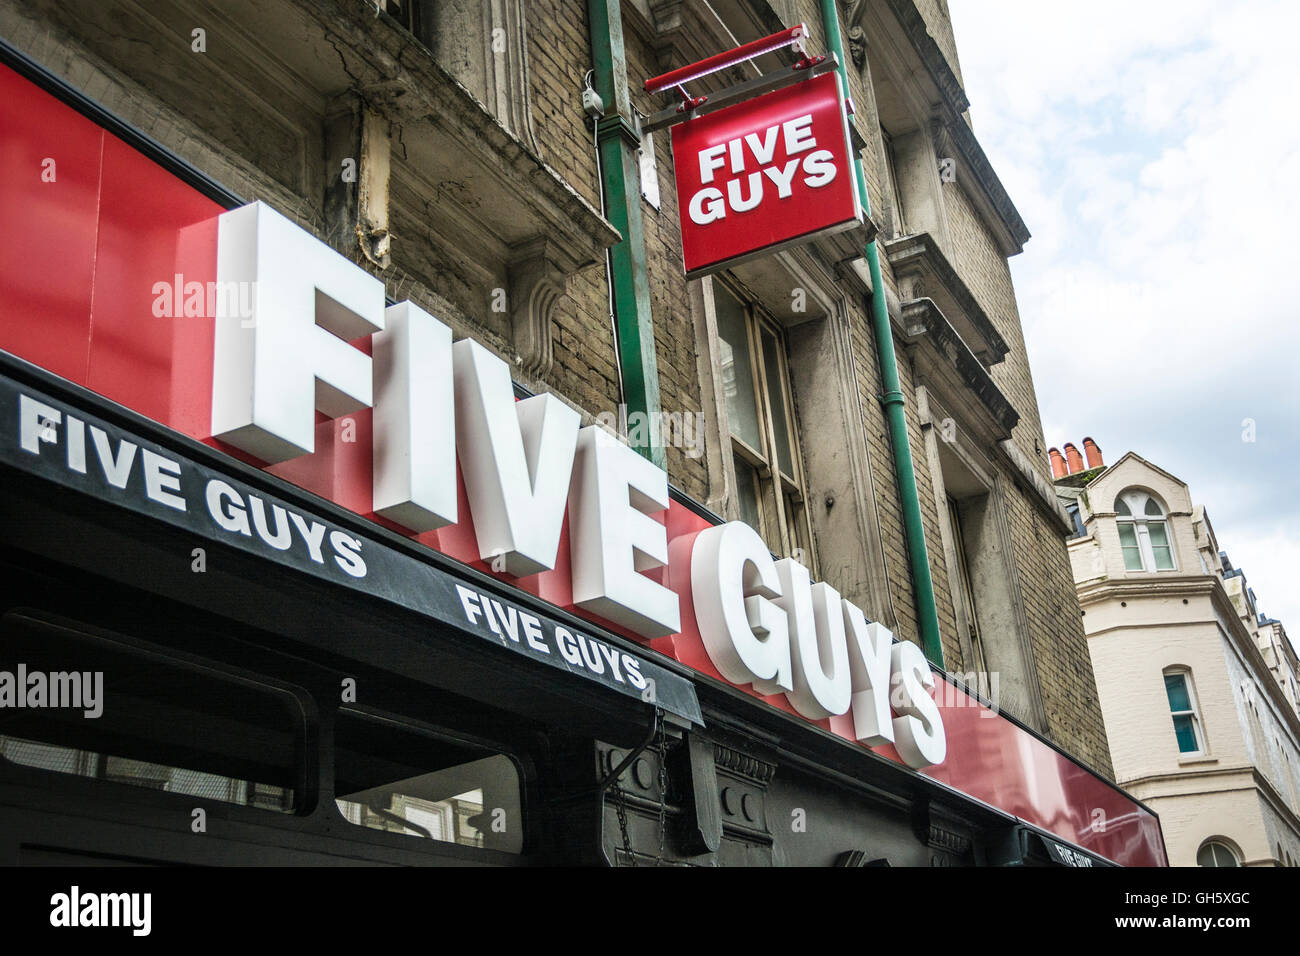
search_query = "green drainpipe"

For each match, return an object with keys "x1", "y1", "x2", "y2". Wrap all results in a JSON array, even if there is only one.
[
  {"x1": 818, "y1": 0, "x2": 944, "y2": 667},
  {"x1": 588, "y1": 0, "x2": 665, "y2": 468}
]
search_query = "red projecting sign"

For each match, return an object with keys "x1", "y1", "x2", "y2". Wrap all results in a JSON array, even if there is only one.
[{"x1": 670, "y1": 71, "x2": 863, "y2": 277}]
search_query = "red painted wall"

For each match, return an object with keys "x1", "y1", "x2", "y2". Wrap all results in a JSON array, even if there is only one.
[{"x1": 0, "y1": 62, "x2": 1166, "y2": 866}]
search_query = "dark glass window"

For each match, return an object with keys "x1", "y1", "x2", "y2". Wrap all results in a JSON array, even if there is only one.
[
  {"x1": 0, "y1": 612, "x2": 303, "y2": 812},
  {"x1": 333, "y1": 708, "x2": 523, "y2": 854}
]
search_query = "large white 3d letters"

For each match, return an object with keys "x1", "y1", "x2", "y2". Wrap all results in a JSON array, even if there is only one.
[
  {"x1": 452, "y1": 338, "x2": 580, "y2": 576},
  {"x1": 568, "y1": 426, "x2": 680, "y2": 638},
  {"x1": 372, "y1": 302, "x2": 457, "y2": 531},
  {"x1": 843, "y1": 603, "x2": 895, "y2": 746},
  {"x1": 891, "y1": 640, "x2": 947, "y2": 769},
  {"x1": 692, "y1": 523, "x2": 946, "y2": 769},
  {"x1": 211, "y1": 202, "x2": 385, "y2": 462},
  {"x1": 784, "y1": 569, "x2": 852, "y2": 720},
  {"x1": 690, "y1": 522, "x2": 792, "y2": 695},
  {"x1": 202, "y1": 202, "x2": 947, "y2": 771}
]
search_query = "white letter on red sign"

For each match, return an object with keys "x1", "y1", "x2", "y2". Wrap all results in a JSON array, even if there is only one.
[
  {"x1": 699, "y1": 144, "x2": 728, "y2": 184},
  {"x1": 688, "y1": 187, "x2": 726, "y2": 225},
  {"x1": 452, "y1": 339, "x2": 580, "y2": 576},
  {"x1": 372, "y1": 301, "x2": 457, "y2": 531},
  {"x1": 211, "y1": 202, "x2": 385, "y2": 463},
  {"x1": 783, "y1": 114, "x2": 816, "y2": 154},
  {"x1": 775, "y1": 560, "x2": 851, "y2": 720},
  {"x1": 843, "y1": 602, "x2": 895, "y2": 746},
  {"x1": 891, "y1": 641, "x2": 947, "y2": 769},
  {"x1": 691, "y1": 522, "x2": 792, "y2": 695},
  {"x1": 568, "y1": 426, "x2": 680, "y2": 638}
]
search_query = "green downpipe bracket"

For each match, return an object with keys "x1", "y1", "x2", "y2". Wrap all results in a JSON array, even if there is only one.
[
  {"x1": 588, "y1": 0, "x2": 665, "y2": 468},
  {"x1": 818, "y1": 0, "x2": 945, "y2": 667}
]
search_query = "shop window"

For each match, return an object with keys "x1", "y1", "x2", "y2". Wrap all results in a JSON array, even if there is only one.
[
  {"x1": 333, "y1": 707, "x2": 523, "y2": 854},
  {"x1": 712, "y1": 278, "x2": 815, "y2": 565},
  {"x1": 1163, "y1": 667, "x2": 1206, "y2": 756},
  {"x1": 1197, "y1": 839, "x2": 1240, "y2": 867},
  {"x1": 1116, "y1": 489, "x2": 1176, "y2": 571},
  {"x1": 0, "y1": 612, "x2": 304, "y2": 813}
]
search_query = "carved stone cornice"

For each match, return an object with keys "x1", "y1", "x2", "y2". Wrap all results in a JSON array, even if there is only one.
[
  {"x1": 901, "y1": 297, "x2": 1019, "y2": 442},
  {"x1": 931, "y1": 110, "x2": 1031, "y2": 257},
  {"x1": 884, "y1": 231, "x2": 1008, "y2": 365}
]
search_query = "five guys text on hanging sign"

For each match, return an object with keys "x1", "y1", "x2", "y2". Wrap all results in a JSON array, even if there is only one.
[{"x1": 669, "y1": 70, "x2": 864, "y2": 278}]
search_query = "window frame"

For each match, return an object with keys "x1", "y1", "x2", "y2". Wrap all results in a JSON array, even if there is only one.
[
  {"x1": 330, "y1": 703, "x2": 526, "y2": 855},
  {"x1": 712, "y1": 275, "x2": 816, "y2": 568},
  {"x1": 1163, "y1": 666, "x2": 1207, "y2": 757},
  {"x1": 1197, "y1": 839, "x2": 1241, "y2": 867},
  {"x1": 1116, "y1": 489, "x2": 1177, "y2": 572}
]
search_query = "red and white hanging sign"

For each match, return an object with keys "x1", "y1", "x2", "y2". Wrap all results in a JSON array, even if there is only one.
[{"x1": 670, "y1": 71, "x2": 863, "y2": 278}]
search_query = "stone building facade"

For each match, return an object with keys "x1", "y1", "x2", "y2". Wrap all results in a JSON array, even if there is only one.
[
  {"x1": 1054, "y1": 443, "x2": 1300, "y2": 866},
  {"x1": 0, "y1": 0, "x2": 1125, "y2": 864}
]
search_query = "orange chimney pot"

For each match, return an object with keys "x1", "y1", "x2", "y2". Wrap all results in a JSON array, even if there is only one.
[
  {"x1": 1083, "y1": 437, "x2": 1103, "y2": 469},
  {"x1": 1063, "y1": 442, "x2": 1084, "y2": 474},
  {"x1": 1048, "y1": 447, "x2": 1067, "y2": 479}
]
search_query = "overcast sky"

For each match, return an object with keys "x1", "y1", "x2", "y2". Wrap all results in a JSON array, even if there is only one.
[{"x1": 948, "y1": 0, "x2": 1300, "y2": 631}]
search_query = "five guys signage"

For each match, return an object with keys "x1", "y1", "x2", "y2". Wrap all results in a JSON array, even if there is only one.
[
  {"x1": 0, "y1": 56, "x2": 1168, "y2": 865},
  {"x1": 670, "y1": 70, "x2": 863, "y2": 277}
]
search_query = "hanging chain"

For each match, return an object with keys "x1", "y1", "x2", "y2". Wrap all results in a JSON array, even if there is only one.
[
  {"x1": 610, "y1": 708, "x2": 670, "y2": 867},
  {"x1": 611, "y1": 757, "x2": 636, "y2": 867},
  {"x1": 655, "y1": 707, "x2": 669, "y2": 866}
]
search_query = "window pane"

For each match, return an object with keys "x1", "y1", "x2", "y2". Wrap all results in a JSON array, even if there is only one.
[
  {"x1": 1116, "y1": 497, "x2": 1131, "y2": 516},
  {"x1": 1148, "y1": 521, "x2": 1174, "y2": 570},
  {"x1": 714, "y1": 285, "x2": 763, "y2": 452},
  {"x1": 761, "y1": 330, "x2": 794, "y2": 477},
  {"x1": 1198, "y1": 843, "x2": 1238, "y2": 867},
  {"x1": 1118, "y1": 523, "x2": 1144, "y2": 570},
  {"x1": 0, "y1": 613, "x2": 301, "y2": 812},
  {"x1": 1171, "y1": 714, "x2": 1199, "y2": 753},
  {"x1": 334, "y1": 709, "x2": 522, "y2": 853},
  {"x1": 733, "y1": 452, "x2": 762, "y2": 532},
  {"x1": 1164, "y1": 673, "x2": 1192, "y2": 712},
  {"x1": 1144, "y1": 497, "x2": 1163, "y2": 517}
]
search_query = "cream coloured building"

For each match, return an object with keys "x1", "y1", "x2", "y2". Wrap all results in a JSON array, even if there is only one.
[{"x1": 1052, "y1": 443, "x2": 1300, "y2": 867}]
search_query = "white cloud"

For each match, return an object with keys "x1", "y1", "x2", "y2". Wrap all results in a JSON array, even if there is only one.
[{"x1": 950, "y1": 0, "x2": 1300, "y2": 629}]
